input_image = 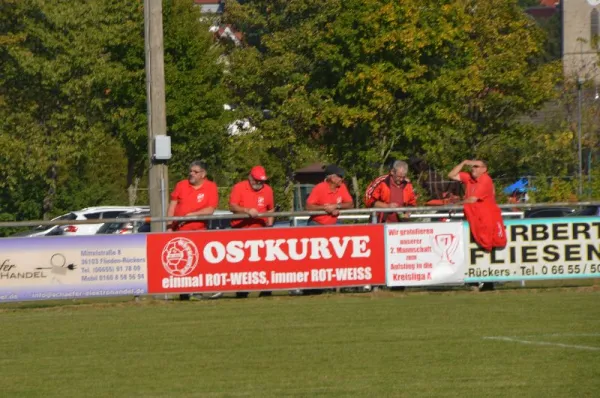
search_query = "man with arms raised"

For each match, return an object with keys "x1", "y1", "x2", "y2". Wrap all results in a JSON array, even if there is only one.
[{"x1": 447, "y1": 159, "x2": 506, "y2": 252}]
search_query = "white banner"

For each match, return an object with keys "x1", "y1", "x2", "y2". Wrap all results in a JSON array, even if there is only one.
[
  {"x1": 465, "y1": 217, "x2": 600, "y2": 282},
  {"x1": 0, "y1": 234, "x2": 147, "y2": 302},
  {"x1": 385, "y1": 222, "x2": 466, "y2": 286}
]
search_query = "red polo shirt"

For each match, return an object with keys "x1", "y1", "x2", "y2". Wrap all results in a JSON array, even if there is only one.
[
  {"x1": 229, "y1": 180, "x2": 274, "y2": 228},
  {"x1": 170, "y1": 179, "x2": 219, "y2": 230},
  {"x1": 306, "y1": 181, "x2": 353, "y2": 225},
  {"x1": 459, "y1": 172, "x2": 496, "y2": 204}
]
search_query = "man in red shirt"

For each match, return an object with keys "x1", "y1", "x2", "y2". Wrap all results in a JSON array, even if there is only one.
[
  {"x1": 303, "y1": 165, "x2": 354, "y2": 295},
  {"x1": 306, "y1": 164, "x2": 354, "y2": 225},
  {"x1": 229, "y1": 165, "x2": 275, "y2": 298},
  {"x1": 448, "y1": 159, "x2": 506, "y2": 292},
  {"x1": 167, "y1": 160, "x2": 219, "y2": 231},
  {"x1": 365, "y1": 160, "x2": 417, "y2": 223},
  {"x1": 448, "y1": 159, "x2": 506, "y2": 251},
  {"x1": 229, "y1": 165, "x2": 274, "y2": 228}
]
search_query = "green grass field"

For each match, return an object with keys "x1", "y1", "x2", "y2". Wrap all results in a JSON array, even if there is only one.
[{"x1": 1, "y1": 286, "x2": 599, "y2": 397}]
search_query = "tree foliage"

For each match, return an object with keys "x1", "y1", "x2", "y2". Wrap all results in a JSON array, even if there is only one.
[
  {"x1": 225, "y1": 0, "x2": 562, "y2": 194},
  {"x1": 0, "y1": 0, "x2": 230, "y2": 228}
]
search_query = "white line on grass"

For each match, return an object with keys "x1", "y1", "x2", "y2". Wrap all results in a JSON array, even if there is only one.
[
  {"x1": 521, "y1": 333, "x2": 600, "y2": 338},
  {"x1": 483, "y1": 336, "x2": 600, "y2": 351}
]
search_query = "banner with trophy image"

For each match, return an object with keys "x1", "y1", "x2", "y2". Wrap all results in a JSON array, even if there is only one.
[{"x1": 385, "y1": 222, "x2": 466, "y2": 286}]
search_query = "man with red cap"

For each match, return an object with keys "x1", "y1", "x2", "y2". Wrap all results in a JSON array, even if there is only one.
[
  {"x1": 229, "y1": 165, "x2": 275, "y2": 298},
  {"x1": 305, "y1": 164, "x2": 354, "y2": 225},
  {"x1": 167, "y1": 160, "x2": 218, "y2": 232},
  {"x1": 229, "y1": 165, "x2": 275, "y2": 228}
]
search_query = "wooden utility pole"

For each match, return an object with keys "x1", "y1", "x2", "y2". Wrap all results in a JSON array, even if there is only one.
[{"x1": 144, "y1": 0, "x2": 168, "y2": 232}]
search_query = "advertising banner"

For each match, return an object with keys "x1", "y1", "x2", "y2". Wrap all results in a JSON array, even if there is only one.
[
  {"x1": 385, "y1": 222, "x2": 466, "y2": 286},
  {"x1": 0, "y1": 235, "x2": 147, "y2": 302},
  {"x1": 146, "y1": 225, "x2": 386, "y2": 293},
  {"x1": 465, "y1": 217, "x2": 600, "y2": 282}
]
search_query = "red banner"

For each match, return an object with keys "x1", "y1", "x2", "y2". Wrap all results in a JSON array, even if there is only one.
[{"x1": 147, "y1": 225, "x2": 385, "y2": 293}]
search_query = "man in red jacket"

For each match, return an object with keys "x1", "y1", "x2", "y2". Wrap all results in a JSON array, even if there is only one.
[
  {"x1": 365, "y1": 160, "x2": 417, "y2": 223},
  {"x1": 448, "y1": 159, "x2": 506, "y2": 252}
]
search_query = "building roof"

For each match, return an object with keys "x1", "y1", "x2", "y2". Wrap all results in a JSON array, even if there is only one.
[
  {"x1": 539, "y1": 0, "x2": 558, "y2": 7},
  {"x1": 295, "y1": 163, "x2": 326, "y2": 174},
  {"x1": 526, "y1": 6, "x2": 558, "y2": 19}
]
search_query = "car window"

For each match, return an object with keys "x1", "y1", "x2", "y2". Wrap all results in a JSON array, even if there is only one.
[
  {"x1": 84, "y1": 212, "x2": 101, "y2": 220},
  {"x1": 97, "y1": 222, "x2": 127, "y2": 234},
  {"x1": 101, "y1": 211, "x2": 126, "y2": 219},
  {"x1": 209, "y1": 219, "x2": 230, "y2": 230},
  {"x1": 572, "y1": 206, "x2": 600, "y2": 216},
  {"x1": 528, "y1": 210, "x2": 570, "y2": 218}
]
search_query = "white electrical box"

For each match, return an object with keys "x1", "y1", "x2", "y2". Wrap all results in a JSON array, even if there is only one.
[{"x1": 154, "y1": 135, "x2": 171, "y2": 160}]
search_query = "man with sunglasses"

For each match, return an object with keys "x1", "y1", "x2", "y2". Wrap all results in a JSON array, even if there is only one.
[
  {"x1": 229, "y1": 165, "x2": 275, "y2": 298},
  {"x1": 305, "y1": 164, "x2": 354, "y2": 226},
  {"x1": 167, "y1": 160, "x2": 218, "y2": 232},
  {"x1": 448, "y1": 159, "x2": 506, "y2": 252},
  {"x1": 365, "y1": 160, "x2": 417, "y2": 223}
]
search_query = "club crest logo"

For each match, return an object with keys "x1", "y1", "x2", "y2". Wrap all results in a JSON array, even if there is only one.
[
  {"x1": 161, "y1": 238, "x2": 200, "y2": 276},
  {"x1": 196, "y1": 193, "x2": 205, "y2": 203},
  {"x1": 257, "y1": 196, "x2": 265, "y2": 207}
]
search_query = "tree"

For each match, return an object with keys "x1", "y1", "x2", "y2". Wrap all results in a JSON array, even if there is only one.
[
  {"x1": 0, "y1": 0, "x2": 232, "y2": 229},
  {"x1": 0, "y1": 0, "x2": 131, "y2": 222},
  {"x1": 224, "y1": 0, "x2": 560, "y2": 199}
]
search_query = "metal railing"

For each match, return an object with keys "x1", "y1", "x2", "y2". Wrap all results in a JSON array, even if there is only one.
[{"x1": 0, "y1": 201, "x2": 598, "y2": 230}]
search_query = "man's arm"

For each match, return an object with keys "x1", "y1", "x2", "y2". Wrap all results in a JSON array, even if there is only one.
[
  {"x1": 229, "y1": 203, "x2": 259, "y2": 218},
  {"x1": 265, "y1": 207, "x2": 275, "y2": 226},
  {"x1": 448, "y1": 160, "x2": 475, "y2": 181},
  {"x1": 373, "y1": 201, "x2": 394, "y2": 208},
  {"x1": 306, "y1": 202, "x2": 338, "y2": 214},
  {"x1": 306, "y1": 186, "x2": 337, "y2": 214}
]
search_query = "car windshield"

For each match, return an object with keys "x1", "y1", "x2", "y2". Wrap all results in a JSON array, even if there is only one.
[
  {"x1": 96, "y1": 212, "x2": 149, "y2": 234},
  {"x1": 572, "y1": 206, "x2": 600, "y2": 216},
  {"x1": 32, "y1": 213, "x2": 77, "y2": 231}
]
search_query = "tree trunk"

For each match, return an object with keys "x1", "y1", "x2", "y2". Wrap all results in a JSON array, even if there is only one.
[{"x1": 42, "y1": 163, "x2": 57, "y2": 220}]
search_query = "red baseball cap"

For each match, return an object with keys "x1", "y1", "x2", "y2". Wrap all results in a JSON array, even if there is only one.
[{"x1": 250, "y1": 166, "x2": 268, "y2": 181}]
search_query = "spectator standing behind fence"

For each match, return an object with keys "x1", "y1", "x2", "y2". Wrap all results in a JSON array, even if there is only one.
[
  {"x1": 365, "y1": 160, "x2": 417, "y2": 223},
  {"x1": 167, "y1": 160, "x2": 218, "y2": 231},
  {"x1": 229, "y1": 166, "x2": 275, "y2": 298},
  {"x1": 447, "y1": 159, "x2": 506, "y2": 252},
  {"x1": 305, "y1": 164, "x2": 354, "y2": 226},
  {"x1": 302, "y1": 165, "x2": 354, "y2": 295},
  {"x1": 167, "y1": 160, "x2": 218, "y2": 300}
]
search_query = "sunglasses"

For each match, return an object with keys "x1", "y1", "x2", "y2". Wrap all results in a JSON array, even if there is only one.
[{"x1": 471, "y1": 165, "x2": 483, "y2": 168}]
